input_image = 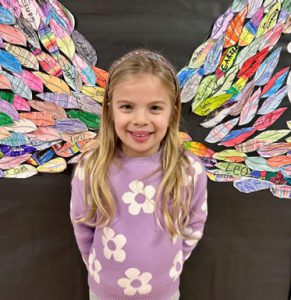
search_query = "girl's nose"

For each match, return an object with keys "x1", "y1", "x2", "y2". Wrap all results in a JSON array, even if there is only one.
[{"x1": 133, "y1": 110, "x2": 148, "y2": 126}]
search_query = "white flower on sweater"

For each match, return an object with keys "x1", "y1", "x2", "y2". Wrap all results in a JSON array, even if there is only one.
[
  {"x1": 182, "y1": 156, "x2": 203, "y2": 186},
  {"x1": 192, "y1": 161, "x2": 203, "y2": 176},
  {"x1": 183, "y1": 227, "x2": 202, "y2": 246},
  {"x1": 122, "y1": 180, "x2": 155, "y2": 215},
  {"x1": 88, "y1": 248, "x2": 102, "y2": 284},
  {"x1": 102, "y1": 227, "x2": 127, "y2": 262},
  {"x1": 188, "y1": 156, "x2": 203, "y2": 177},
  {"x1": 74, "y1": 164, "x2": 85, "y2": 181},
  {"x1": 182, "y1": 169, "x2": 193, "y2": 186},
  {"x1": 117, "y1": 268, "x2": 152, "y2": 296},
  {"x1": 169, "y1": 251, "x2": 183, "y2": 281}
]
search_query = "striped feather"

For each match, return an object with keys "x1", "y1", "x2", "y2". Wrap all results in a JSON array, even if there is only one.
[
  {"x1": 231, "y1": 0, "x2": 248, "y2": 12},
  {"x1": 18, "y1": 0, "x2": 41, "y2": 30},
  {"x1": 260, "y1": 67, "x2": 289, "y2": 98},
  {"x1": 254, "y1": 47, "x2": 281, "y2": 86},
  {"x1": 211, "y1": 7, "x2": 234, "y2": 39},
  {"x1": 257, "y1": 1, "x2": 281, "y2": 37},
  {"x1": 72, "y1": 92, "x2": 102, "y2": 115},
  {"x1": 194, "y1": 93, "x2": 233, "y2": 116},
  {"x1": 49, "y1": 18, "x2": 75, "y2": 59},
  {"x1": 180, "y1": 69, "x2": 203, "y2": 103},
  {"x1": 258, "y1": 143, "x2": 291, "y2": 157},
  {"x1": 0, "y1": 72, "x2": 11, "y2": 89},
  {"x1": 237, "y1": 47, "x2": 270, "y2": 79},
  {"x1": 13, "y1": 95, "x2": 30, "y2": 111},
  {"x1": 71, "y1": 53, "x2": 96, "y2": 86},
  {"x1": 81, "y1": 85, "x2": 104, "y2": 103},
  {"x1": 38, "y1": 23, "x2": 60, "y2": 60},
  {"x1": 15, "y1": 16, "x2": 40, "y2": 49},
  {"x1": 213, "y1": 65, "x2": 239, "y2": 96},
  {"x1": 235, "y1": 34, "x2": 264, "y2": 67},
  {"x1": 219, "y1": 127, "x2": 257, "y2": 147},
  {"x1": 216, "y1": 45, "x2": 239, "y2": 76},
  {"x1": 26, "y1": 127, "x2": 61, "y2": 142},
  {"x1": 205, "y1": 117, "x2": 239, "y2": 143},
  {"x1": 0, "y1": 98, "x2": 19, "y2": 120},
  {"x1": 188, "y1": 39, "x2": 215, "y2": 68},
  {"x1": 50, "y1": 1, "x2": 75, "y2": 34},
  {"x1": 58, "y1": 54, "x2": 82, "y2": 92},
  {"x1": 3, "y1": 118, "x2": 36, "y2": 133},
  {"x1": 203, "y1": 35, "x2": 224, "y2": 75},
  {"x1": 33, "y1": 71, "x2": 71, "y2": 94},
  {"x1": 19, "y1": 111, "x2": 55, "y2": 126},
  {"x1": 29, "y1": 99, "x2": 66, "y2": 120},
  {"x1": 0, "y1": 0, "x2": 21, "y2": 18},
  {"x1": 177, "y1": 67, "x2": 196, "y2": 88},
  {"x1": 247, "y1": 0, "x2": 263, "y2": 18},
  {"x1": 192, "y1": 74, "x2": 217, "y2": 111},
  {"x1": 0, "y1": 5, "x2": 16, "y2": 25},
  {"x1": 0, "y1": 23, "x2": 26, "y2": 45},
  {"x1": 238, "y1": 7, "x2": 264, "y2": 46},
  {"x1": 200, "y1": 103, "x2": 235, "y2": 128},
  {"x1": 71, "y1": 30, "x2": 97, "y2": 65},
  {"x1": 230, "y1": 80, "x2": 255, "y2": 116},
  {"x1": 4, "y1": 43, "x2": 39, "y2": 69},
  {"x1": 224, "y1": 5, "x2": 248, "y2": 48},
  {"x1": 1, "y1": 70, "x2": 32, "y2": 99},
  {"x1": 258, "y1": 22, "x2": 284, "y2": 51},
  {"x1": 0, "y1": 131, "x2": 28, "y2": 146},
  {"x1": 239, "y1": 88, "x2": 261, "y2": 125},
  {"x1": 30, "y1": 47, "x2": 62, "y2": 77},
  {"x1": 14, "y1": 70, "x2": 44, "y2": 93},
  {"x1": 253, "y1": 107, "x2": 288, "y2": 131},
  {"x1": 36, "y1": 92, "x2": 78, "y2": 109},
  {"x1": 258, "y1": 86, "x2": 288, "y2": 114}
]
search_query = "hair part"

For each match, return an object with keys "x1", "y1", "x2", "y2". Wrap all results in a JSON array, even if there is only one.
[{"x1": 75, "y1": 49, "x2": 195, "y2": 239}]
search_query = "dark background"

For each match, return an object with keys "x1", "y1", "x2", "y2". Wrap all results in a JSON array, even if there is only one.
[{"x1": 1, "y1": 0, "x2": 291, "y2": 299}]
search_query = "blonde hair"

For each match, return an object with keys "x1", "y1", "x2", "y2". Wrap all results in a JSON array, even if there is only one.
[{"x1": 75, "y1": 49, "x2": 194, "y2": 239}]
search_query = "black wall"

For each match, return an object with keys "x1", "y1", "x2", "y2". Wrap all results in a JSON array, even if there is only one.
[{"x1": 1, "y1": 1, "x2": 291, "y2": 299}]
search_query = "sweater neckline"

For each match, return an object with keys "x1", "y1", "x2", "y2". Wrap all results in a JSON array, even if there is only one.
[{"x1": 115, "y1": 146, "x2": 163, "y2": 164}]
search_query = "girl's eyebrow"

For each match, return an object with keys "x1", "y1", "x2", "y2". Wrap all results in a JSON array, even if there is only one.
[{"x1": 116, "y1": 100, "x2": 167, "y2": 104}]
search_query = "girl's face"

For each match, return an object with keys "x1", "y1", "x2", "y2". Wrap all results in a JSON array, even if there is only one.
[{"x1": 111, "y1": 73, "x2": 173, "y2": 157}]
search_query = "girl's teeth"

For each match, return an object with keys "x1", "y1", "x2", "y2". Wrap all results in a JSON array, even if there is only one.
[{"x1": 134, "y1": 134, "x2": 147, "y2": 137}]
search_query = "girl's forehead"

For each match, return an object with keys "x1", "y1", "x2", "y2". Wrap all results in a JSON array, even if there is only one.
[
  {"x1": 113, "y1": 73, "x2": 161, "y2": 88},
  {"x1": 111, "y1": 73, "x2": 170, "y2": 98}
]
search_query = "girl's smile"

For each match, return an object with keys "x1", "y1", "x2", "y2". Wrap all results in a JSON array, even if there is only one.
[
  {"x1": 129, "y1": 130, "x2": 153, "y2": 143},
  {"x1": 111, "y1": 73, "x2": 173, "y2": 157}
]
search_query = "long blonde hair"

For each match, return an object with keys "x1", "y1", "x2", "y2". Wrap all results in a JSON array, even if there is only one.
[{"x1": 75, "y1": 49, "x2": 194, "y2": 239}]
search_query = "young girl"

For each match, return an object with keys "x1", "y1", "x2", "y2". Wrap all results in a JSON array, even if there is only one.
[{"x1": 70, "y1": 49, "x2": 208, "y2": 300}]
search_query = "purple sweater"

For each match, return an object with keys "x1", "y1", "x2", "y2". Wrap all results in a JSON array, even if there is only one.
[{"x1": 70, "y1": 147, "x2": 208, "y2": 299}]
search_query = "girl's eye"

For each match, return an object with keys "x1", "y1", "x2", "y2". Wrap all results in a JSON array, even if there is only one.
[
  {"x1": 120, "y1": 105, "x2": 132, "y2": 110},
  {"x1": 151, "y1": 105, "x2": 162, "y2": 111}
]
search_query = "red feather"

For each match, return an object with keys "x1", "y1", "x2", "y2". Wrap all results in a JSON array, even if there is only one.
[
  {"x1": 261, "y1": 66, "x2": 290, "y2": 96},
  {"x1": 237, "y1": 47, "x2": 269, "y2": 79}
]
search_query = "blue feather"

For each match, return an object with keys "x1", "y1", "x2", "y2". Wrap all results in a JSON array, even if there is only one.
[
  {"x1": 0, "y1": 49, "x2": 22, "y2": 74},
  {"x1": 0, "y1": 6, "x2": 15, "y2": 25}
]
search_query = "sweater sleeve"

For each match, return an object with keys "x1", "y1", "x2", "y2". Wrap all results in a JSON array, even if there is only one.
[
  {"x1": 70, "y1": 165, "x2": 96, "y2": 268},
  {"x1": 182, "y1": 155, "x2": 208, "y2": 262}
]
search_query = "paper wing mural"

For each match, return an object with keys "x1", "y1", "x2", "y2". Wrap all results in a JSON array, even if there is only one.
[
  {"x1": 179, "y1": 0, "x2": 291, "y2": 198},
  {"x1": 0, "y1": 0, "x2": 290, "y2": 199},
  {"x1": 0, "y1": 0, "x2": 105, "y2": 178}
]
